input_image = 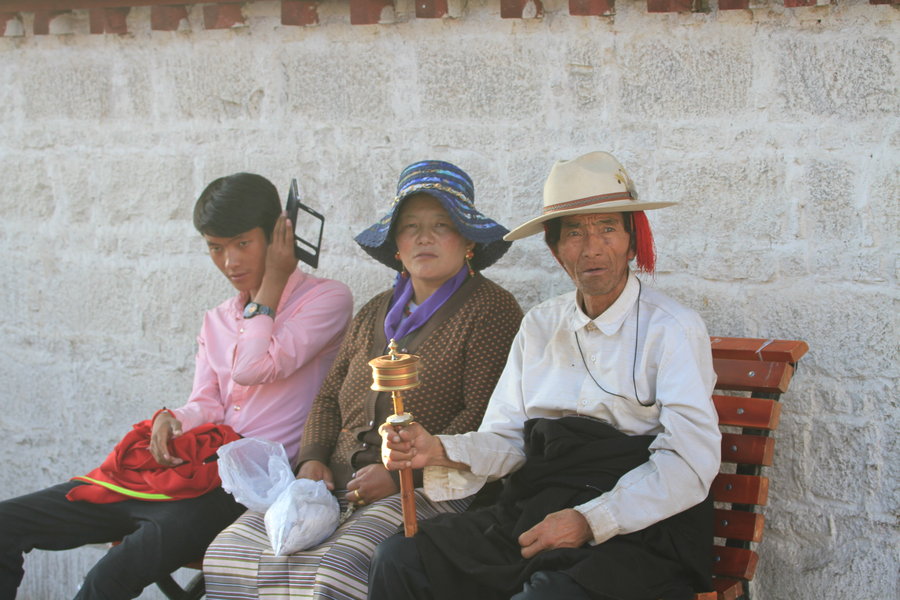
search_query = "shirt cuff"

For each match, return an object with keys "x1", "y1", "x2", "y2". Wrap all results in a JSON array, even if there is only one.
[
  {"x1": 421, "y1": 434, "x2": 491, "y2": 500},
  {"x1": 168, "y1": 407, "x2": 200, "y2": 433},
  {"x1": 422, "y1": 466, "x2": 485, "y2": 502},
  {"x1": 574, "y1": 495, "x2": 621, "y2": 545}
]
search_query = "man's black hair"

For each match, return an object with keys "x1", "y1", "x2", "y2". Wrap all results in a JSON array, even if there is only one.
[
  {"x1": 543, "y1": 213, "x2": 635, "y2": 252},
  {"x1": 193, "y1": 173, "x2": 281, "y2": 241}
]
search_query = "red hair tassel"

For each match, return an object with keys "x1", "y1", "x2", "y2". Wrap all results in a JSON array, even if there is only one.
[{"x1": 631, "y1": 211, "x2": 656, "y2": 274}]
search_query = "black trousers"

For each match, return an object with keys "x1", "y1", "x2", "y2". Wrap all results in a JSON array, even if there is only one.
[
  {"x1": 0, "y1": 480, "x2": 245, "y2": 600},
  {"x1": 368, "y1": 534, "x2": 595, "y2": 600}
]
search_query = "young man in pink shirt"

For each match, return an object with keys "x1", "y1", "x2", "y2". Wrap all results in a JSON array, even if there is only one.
[{"x1": 0, "y1": 173, "x2": 353, "y2": 600}]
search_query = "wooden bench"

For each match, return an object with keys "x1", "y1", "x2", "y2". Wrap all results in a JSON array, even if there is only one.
[
  {"x1": 694, "y1": 336, "x2": 809, "y2": 600},
  {"x1": 149, "y1": 335, "x2": 809, "y2": 600}
]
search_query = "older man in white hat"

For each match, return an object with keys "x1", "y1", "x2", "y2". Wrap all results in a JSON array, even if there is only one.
[{"x1": 370, "y1": 152, "x2": 721, "y2": 600}]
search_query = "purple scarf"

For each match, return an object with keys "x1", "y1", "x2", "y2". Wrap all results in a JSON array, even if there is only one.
[{"x1": 384, "y1": 265, "x2": 470, "y2": 344}]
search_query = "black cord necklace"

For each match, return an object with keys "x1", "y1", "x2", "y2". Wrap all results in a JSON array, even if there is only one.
[{"x1": 574, "y1": 278, "x2": 653, "y2": 407}]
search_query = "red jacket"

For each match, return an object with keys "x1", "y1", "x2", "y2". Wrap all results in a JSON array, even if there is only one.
[{"x1": 67, "y1": 420, "x2": 241, "y2": 503}]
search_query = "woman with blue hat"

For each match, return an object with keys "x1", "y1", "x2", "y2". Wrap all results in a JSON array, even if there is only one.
[{"x1": 203, "y1": 160, "x2": 523, "y2": 599}]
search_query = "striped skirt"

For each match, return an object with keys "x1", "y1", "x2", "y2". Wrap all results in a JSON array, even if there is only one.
[{"x1": 203, "y1": 490, "x2": 471, "y2": 600}]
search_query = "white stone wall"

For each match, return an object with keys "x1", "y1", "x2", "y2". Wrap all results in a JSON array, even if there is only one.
[{"x1": 0, "y1": 1, "x2": 896, "y2": 598}]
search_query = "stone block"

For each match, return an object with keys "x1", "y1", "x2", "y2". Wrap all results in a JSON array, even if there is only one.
[
  {"x1": 349, "y1": 0, "x2": 394, "y2": 24},
  {"x1": 163, "y1": 49, "x2": 267, "y2": 120},
  {"x1": 652, "y1": 159, "x2": 788, "y2": 281},
  {"x1": 569, "y1": 0, "x2": 615, "y2": 15},
  {"x1": 718, "y1": 0, "x2": 750, "y2": 7},
  {"x1": 284, "y1": 50, "x2": 392, "y2": 121},
  {"x1": 418, "y1": 45, "x2": 544, "y2": 121},
  {"x1": 22, "y1": 61, "x2": 111, "y2": 120},
  {"x1": 866, "y1": 155, "x2": 899, "y2": 251},
  {"x1": 0, "y1": 157, "x2": 54, "y2": 220},
  {"x1": 500, "y1": 0, "x2": 543, "y2": 19},
  {"x1": 564, "y1": 40, "x2": 614, "y2": 112},
  {"x1": 150, "y1": 5, "x2": 189, "y2": 31},
  {"x1": 89, "y1": 7, "x2": 129, "y2": 35},
  {"x1": 619, "y1": 38, "x2": 752, "y2": 118},
  {"x1": 752, "y1": 284, "x2": 896, "y2": 378},
  {"x1": 799, "y1": 159, "x2": 892, "y2": 281},
  {"x1": 762, "y1": 523, "x2": 899, "y2": 599},
  {"x1": 774, "y1": 35, "x2": 897, "y2": 118}
]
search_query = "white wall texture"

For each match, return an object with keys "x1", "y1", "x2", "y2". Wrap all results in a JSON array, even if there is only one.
[{"x1": 0, "y1": 0, "x2": 896, "y2": 598}]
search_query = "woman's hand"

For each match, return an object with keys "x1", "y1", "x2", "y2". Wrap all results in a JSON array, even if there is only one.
[
  {"x1": 345, "y1": 464, "x2": 399, "y2": 507},
  {"x1": 297, "y1": 459, "x2": 334, "y2": 491}
]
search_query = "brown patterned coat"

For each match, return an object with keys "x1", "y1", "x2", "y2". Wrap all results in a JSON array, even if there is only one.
[{"x1": 297, "y1": 273, "x2": 523, "y2": 490}]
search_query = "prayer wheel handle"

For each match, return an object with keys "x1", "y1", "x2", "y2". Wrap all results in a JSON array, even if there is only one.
[{"x1": 369, "y1": 339, "x2": 420, "y2": 536}]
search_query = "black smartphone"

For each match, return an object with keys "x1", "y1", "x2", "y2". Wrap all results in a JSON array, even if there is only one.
[{"x1": 285, "y1": 178, "x2": 325, "y2": 269}]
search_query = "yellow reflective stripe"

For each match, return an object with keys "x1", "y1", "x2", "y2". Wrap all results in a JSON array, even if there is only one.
[{"x1": 73, "y1": 476, "x2": 173, "y2": 500}]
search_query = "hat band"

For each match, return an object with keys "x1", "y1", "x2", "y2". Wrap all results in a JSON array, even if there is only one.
[
  {"x1": 542, "y1": 191, "x2": 634, "y2": 214},
  {"x1": 399, "y1": 182, "x2": 474, "y2": 207}
]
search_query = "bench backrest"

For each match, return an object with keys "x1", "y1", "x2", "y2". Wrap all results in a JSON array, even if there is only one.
[{"x1": 695, "y1": 337, "x2": 809, "y2": 600}]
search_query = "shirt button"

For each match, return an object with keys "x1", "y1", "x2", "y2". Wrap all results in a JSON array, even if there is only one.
[
  {"x1": 234, "y1": 405, "x2": 241, "y2": 411},
  {"x1": 591, "y1": 355, "x2": 597, "y2": 363},
  {"x1": 239, "y1": 328, "x2": 245, "y2": 333},
  {"x1": 586, "y1": 323, "x2": 596, "y2": 332}
]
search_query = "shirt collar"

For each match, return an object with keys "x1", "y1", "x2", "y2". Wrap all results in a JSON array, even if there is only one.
[
  {"x1": 569, "y1": 271, "x2": 640, "y2": 336},
  {"x1": 228, "y1": 268, "x2": 306, "y2": 316}
]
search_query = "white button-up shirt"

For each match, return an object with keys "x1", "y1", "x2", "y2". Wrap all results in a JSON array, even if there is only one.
[{"x1": 424, "y1": 273, "x2": 721, "y2": 545}]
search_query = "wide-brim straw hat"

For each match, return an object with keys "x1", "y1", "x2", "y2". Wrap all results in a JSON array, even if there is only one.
[
  {"x1": 355, "y1": 160, "x2": 512, "y2": 271},
  {"x1": 504, "y1": 151, "x2": 676, "y2": 241}
]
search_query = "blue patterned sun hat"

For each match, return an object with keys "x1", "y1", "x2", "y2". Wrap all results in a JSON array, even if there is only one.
[{"x1": 355, "y1": 160, "x2": 512, "y2": 272}]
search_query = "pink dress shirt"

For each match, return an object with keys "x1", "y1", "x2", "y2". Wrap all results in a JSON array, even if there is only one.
[{"x1": 171, "y1": 268, "x2": 353, "y2": 467}]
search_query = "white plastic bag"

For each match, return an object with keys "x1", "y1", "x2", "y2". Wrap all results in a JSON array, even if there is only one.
[
  {"x1": 264, "y1": 478, "x2": 340, "y2": 556},
  {"x1": 216, "y1": 438, "x2": 295, "y2": 513}
]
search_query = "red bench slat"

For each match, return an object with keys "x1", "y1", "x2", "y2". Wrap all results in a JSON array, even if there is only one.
[
  {"x1": 711, "y1": 473, "x2": 770, "y2": 506},
  {"x1": 713, "y1": 395, "x2": 781, "y2": 430}
]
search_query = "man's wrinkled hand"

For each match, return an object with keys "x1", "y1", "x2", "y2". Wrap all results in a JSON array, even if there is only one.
[
  {"x1": 518, "y1": 509, "x2": 593, "y2": 559},
  {"x1": 149, "y1": 412, "x2": 185, "y2": 467},
  {"x1": 379, "y1": 422, "x2": 441, "y2": 471}
]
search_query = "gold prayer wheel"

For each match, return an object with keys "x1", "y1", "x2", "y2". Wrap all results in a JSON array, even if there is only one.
[{"x1": 368, "y1": 341, "x2": 421, "y2": 394}]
